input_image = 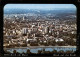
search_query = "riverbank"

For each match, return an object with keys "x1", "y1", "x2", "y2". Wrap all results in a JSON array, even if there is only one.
[{"x1": 4, "y1": 46, "x2": 76, "y2": 49}]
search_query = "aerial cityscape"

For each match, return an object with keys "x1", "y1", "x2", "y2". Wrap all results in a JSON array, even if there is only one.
[{"x1": 3, "y1": 4, "x2": 77, "y2": 54}]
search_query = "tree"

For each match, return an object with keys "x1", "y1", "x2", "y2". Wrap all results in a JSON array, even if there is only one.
[
  {"x1": 27, "y1": 49, "x2": 31, "y2": 54},
  {"x1": 4, "y1": 50, "x2": 11, "y2": 54},
  {"x1": 42, "y1": 49, "x2": 45, "y2": 54},
  {"x1": 38, "y1": 50, "x2": 42, "y2": 54},
  {"x1": 58, "y1": 50, "x2": 64, "y2": 53},
  {"x1": 52, "y1": 50, "x2": 57, "y2": 53},
  {"x1": 45, "y1": 51, "x2": 50, "y2": 54},
  {"x1": 66, "y1": 50, "x2": 72, "y2": 53},
  {"x1": 13, "y1": 50, "x2": 17, "y2": 54}
]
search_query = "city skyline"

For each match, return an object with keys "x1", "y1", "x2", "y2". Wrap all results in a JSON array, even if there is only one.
[{"x1": 3, "y1": 4, "x2": 77, "y2": 54}]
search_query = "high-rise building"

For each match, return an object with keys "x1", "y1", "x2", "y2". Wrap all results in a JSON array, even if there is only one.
[
  {"x1": 45, "y1": 26, "x2": 49, "y2": 34},
  {"x1": 49, "y1": 29, "x2": 52, "y2": 35},
  {"x1": 28, "y1": 29, "x2": 32, "y2": 33},
  {"x1": 38, "y1": 22, "x2": 40, "y2": 27},
  {"x1": 22, "y1": 28, "x2": 28, "y2": 36},
  {"x1": 23, "y1": 16, "x2": 25, "y2": 21}
]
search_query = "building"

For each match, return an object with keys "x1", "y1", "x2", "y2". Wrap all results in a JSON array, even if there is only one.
[
  {"x1": 28, "y1": 29, "x2": 32, "y2": 33},
  {"x1": 49, "y1": 29, "x2": 53, "y2": 35},
  {"x1": 27, "y1": 33, "x2": 31, "y2": 38},
  {"x1": 22, "y1": 28, "x2": 28, "y2": 36},
  {"x1": 23, "y1": 16, "x2": 25, "y2": 21},
  {"x1": 45, "y1": 26, "x2": 49, "y2": 34}
]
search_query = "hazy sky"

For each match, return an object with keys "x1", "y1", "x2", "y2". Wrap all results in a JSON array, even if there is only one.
[{"x1": 4, "y1": 4, "x2": 76, "y2": 10}]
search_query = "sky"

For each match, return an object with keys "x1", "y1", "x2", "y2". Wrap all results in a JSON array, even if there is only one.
[{"x1": 4, "y1": 4, "x2": 76, "y2": 10}]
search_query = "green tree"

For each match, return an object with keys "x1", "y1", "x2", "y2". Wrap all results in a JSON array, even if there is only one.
[
  {"x1": 38, "y1": 50, "x2": 42, "y2": 54},
  {"x1": 13, "y1": 50, "x2": 17, "y2": 54},
  {"x1": 27, "y1": 49, "x2": 31, "y2": 54}
]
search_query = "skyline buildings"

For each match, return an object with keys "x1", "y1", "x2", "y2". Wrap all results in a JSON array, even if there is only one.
[{"x1": 3, "y1": 4, "x2": 77, "y2": 54}]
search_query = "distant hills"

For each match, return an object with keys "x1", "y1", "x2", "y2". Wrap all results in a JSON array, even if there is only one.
[
  {"x1": 4, "y1": 8, "x2": 76, "y2": 14},
  {"x1": 4, "y1": 8, "x2": 76, "y2": 20}
]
